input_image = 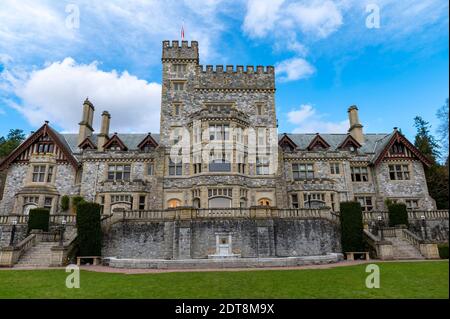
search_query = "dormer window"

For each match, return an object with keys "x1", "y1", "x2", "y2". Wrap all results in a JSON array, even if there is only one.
[
  {"x1": 391, "y1": 142, "x2": 405, "y2": 154},
  {"x1": 103, "y1": 134, "x2": 128, "y2": 151},
  {"x1": 307, "y1": 134, "x2": 330, "y2": 151}
]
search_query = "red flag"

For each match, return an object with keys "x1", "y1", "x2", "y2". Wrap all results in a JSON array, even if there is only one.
[{"x1": 181, "y1": 24, "x2": 185, "y2": 40}]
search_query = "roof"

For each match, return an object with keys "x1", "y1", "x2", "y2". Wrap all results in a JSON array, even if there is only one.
[
  {"x1": 59, "y1": 133, "x2": 161, "y2": 153},
  {"x1": 280, "y1": 133, "x2": 390, "y2": 154}
]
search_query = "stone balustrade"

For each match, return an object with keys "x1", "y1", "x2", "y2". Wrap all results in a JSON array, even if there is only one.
[
  {"x1": 0, "y1": 214, "x2": 76, "y2": 225},
  {"x1": 363, "y1": 210, "x2": 449, "y2": 222}
]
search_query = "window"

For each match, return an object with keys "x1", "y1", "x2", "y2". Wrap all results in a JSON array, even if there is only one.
[
  {"x1": 111, "y1": 194, "x2": 132, "y2": 203},
  {"x1": 44, "y1": 197, "x2": 53, "y2": 210},
  {"x1": 208, "y1": 197, "x2": 232, "y2": 208},
  {"x1": 193, "y1": 125, "x2": 202, "y2": 144},
  {"x1": 351, "y1": 166, "x2": 369, "y2": 182},
  {"x1": 139, "y1": 196, "x2": 146, "y2": 210},
  {"x1": 170, "y1": 127, "x2": 183, "y2": 145},
  {"x1": 46, "y1": 166, "x2": 53, "y2": 182},
  {"x1": 24, "y1": 196, "x2": 39, "y2": 204},
  {"x1": 258, "y1": 198, "x2": 271, "y2": 206},
  {"x1": 256, "y1": 103, "x2": 264, "y2": 115},
  {"x1": 208, "y1": 188, "x2": 232, "y2": 198},
  {"x1": 304, "y1": 193, "x2": 326, "y2": 208},
  {"x1": 405, "y1": 199, "x2": 419, "y2": 210},
  {"x1": 32, "y1": 165, "x2": 52, "y2": 183},
  {"x1": 235, "y1": 127, "x2": 244, "y2": 144},
  {"x1": 292, "y1": 163, "x2": 314, "y2": 180},
  {"x1": 173, "y1": 103, "x2": 182, "y2": 116},
  {"x1": 256, "y1": 156, "x2": 270, "y2": 175},
  {"x1": 147, "y1": 163, "x2": 154, "y2": 176},
  {"x1": 291, "y1": 194, "x2": 299, "y2": 208},
  {"x1": 356, "y1": 196, "x2": 374, "y2": 212},
  {"x1": 209, "y1": 124, "x2": 230, "y2": 141},
  {"x1": 168, "y1": 199, "x2": 181, "y2": 208},
  {"x1": 389, "y1": 164, "x2": 410, "y2": 180},
  {"x1": 99, "y1": 195, "x2": 105, "y2": 214},
  {"x1": 37, "y1": 143, "x2": 54, "y2": 154},
  {"x1": 169, "y1": 159, "x2": 183, "y2": 176},
  {"x1": 193, "y1": 154, "x2": 202, "y2": 174},
  {"x1": 330, "y1": 193, "x2": 336, "y2": 211},
  {"x1": 107, "y1": 164, "x2": 131, "y2": 181},
  {"x1": 391, "y1": 142, "x2": 405, "y2": 154},
  {"x1": 172, "y1": 64, "x2": 187, "y2": 72},
  {"x1": 237, "y1": 153, "x2": 246, "y2": 174},
  {"x1": 330, "y1": 163, "x2": 340, "y2": 175},
  {"x1": 209, "y1": 151, "x2": 231, "y2": 172},
  {"x1": 172, "y1": 81, "x2": 185, "y2": 91}
]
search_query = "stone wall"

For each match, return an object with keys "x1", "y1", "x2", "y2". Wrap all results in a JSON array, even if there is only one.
[
  {"x1": 102, "y1": 218, "x2": 342, "y2": 259},
  {"x1": 0, "y1": 164, "x2": 27, "y2": 215},
  {"x1": 409, "y1": 219, "x2": 449, "y2": 242},
  {"x1": 0, "y1": 224, "x2": 27, "y2": 248}
]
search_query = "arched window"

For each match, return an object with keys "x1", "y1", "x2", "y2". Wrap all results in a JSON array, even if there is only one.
[
  {"x1": 193, "y1": 198, "x2": 201, "y2": 208},
  {"x1": 208, "y1": 197, "x2": 232, "y2": 208},
  {"x1": 258, "y1": 198, "x2": 271, "y2": 206},
  {"x1": 168, "y1": 199, "x2": 181, "y2": 208}
]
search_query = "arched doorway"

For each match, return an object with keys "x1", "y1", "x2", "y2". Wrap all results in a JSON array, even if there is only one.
[
  {"x1": 193, "y1": 198, "x2": 201, "y2": 208},
  {"x1": 168, "y1": 199, "x2": 181, "y2": 208},
  {"x1": 23, "y1": 203, "x2": 38, "y2": 215},
  {"x1": 258, "y1": 198, "x2": 271, "y2": 206}
]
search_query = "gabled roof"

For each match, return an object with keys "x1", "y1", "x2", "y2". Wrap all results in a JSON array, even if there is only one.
[
  {"x1": 338, "y1": 134, "x2": 362, "y2": 149},
  {"x1": 307, "y1": 134, "x2": 330, "y2": 150},
  {"x1": 0, "y1": 122, "x2": 79, "y2": 170},
  {"x1": 78, "y1": 137, "x2": 97, "y2": 150},
  {"x1": 278, "y1": 134, "x2": 297, "y2": 150},
  {"x1": 103, "y1": 133, "x2": 128, "y2": 151},
  {"x1": 373, "y1": 130, "x2": 432, "y2": 167},
  {"x1": 137, "y1": 133, "x2": 159, "y2": 150}
]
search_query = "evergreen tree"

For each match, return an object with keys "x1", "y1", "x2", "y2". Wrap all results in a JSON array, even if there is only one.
[
  {"x1": 0, "y1": 129, "x2": 25, "y2": 158},
  {"x1": 413, "y1": 116, "x2": 448, "y2": 209}
]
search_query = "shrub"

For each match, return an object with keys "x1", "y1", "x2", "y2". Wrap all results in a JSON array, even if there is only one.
[
  {"x1": 61, "y1": 195, "x2": 70, "y2": 212},
  {"x1": 340, "y1": 201, "x2": 364, "y2": 252},
  {"x1": 71, "y1": 196, "x2": 85, "y2": 214},
  {"x1": 438, "y1": 243, "x2": 449, "y2": 259},
  {"x1": 76, "y1": 202, "x2": 102, "y2": 256},
  {"x1": 388, "y1": 203, "x2": 408, "y2": 227},
  {"x1": 28, "y1": 208, "x2": 50, "y2": 232}
]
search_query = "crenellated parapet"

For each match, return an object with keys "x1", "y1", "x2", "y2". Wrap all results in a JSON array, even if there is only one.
[
  {"x1": 162, "y1": 40, "x2": 199, "y2": 61},
  {"x1": 195, "y1": 64, "x2": 275, "y2": 91}
]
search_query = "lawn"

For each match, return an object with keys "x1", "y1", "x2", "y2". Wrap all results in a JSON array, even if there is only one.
[{"x1": 0, "y1": 261, "x2": 448, "y2": 299}]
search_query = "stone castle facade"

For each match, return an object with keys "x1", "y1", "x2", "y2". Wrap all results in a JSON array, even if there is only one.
[{"x1": 0, "y1": 40, "x2": 436, "y2": 218}]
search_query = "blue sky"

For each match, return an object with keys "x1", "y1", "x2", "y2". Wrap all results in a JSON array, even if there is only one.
[{"x1": 0, "y1": 0, "x2": 448, "y2": 144}]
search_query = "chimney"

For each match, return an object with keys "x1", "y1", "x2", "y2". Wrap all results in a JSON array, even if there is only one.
[
  {"x1": 78, "y1": 98, "x2": 95, "y2": 145},
  {"x1": 97, "y1": 111, "x2": 111, "y2": 151},
  {"x1": 347, "y1": 105, "x2": 364, "y2": 144}
]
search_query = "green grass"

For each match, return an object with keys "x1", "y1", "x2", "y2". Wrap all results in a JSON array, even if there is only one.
[{"x1": 0, "y1": 261, "x2": 448, "y2": 299}]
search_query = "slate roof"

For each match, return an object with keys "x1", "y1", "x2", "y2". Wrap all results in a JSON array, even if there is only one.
[{"x1": 59, "y1": 133, "x2": 161, "y2": 153}]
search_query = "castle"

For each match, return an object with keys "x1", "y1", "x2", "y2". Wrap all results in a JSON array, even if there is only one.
[{"x1": 0, "y1": 41, "x2": 442, "y2": 266}]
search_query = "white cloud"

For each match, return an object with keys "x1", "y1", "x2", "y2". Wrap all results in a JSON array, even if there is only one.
[
  {"x1": 243, "y1": 0, "x2": 343, "y2": 40},
  {"x1": 243, "y1": 0, "x2": 285, "y2": 38},
  {"x1": 287, "y1": 104, "x2": 348, "y2": 133},
  {"x1": 276, "y1": 58, "x2": 316, "y2": 82},
  {"x1": 287, "y1": 1, "x2": 343, "y2": 38},
  {"x1": 5, "y1": 58, "x2": 161, "y2": 133}
]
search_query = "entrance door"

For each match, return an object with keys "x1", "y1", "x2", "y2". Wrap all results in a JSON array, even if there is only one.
[{"x1": 218, "y1": 236, "x2": 230, "y2": 255}]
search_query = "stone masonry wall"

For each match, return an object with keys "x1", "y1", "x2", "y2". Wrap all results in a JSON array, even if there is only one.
[{"x1": 102, "y1": 218, "x2": 341, "y2": 259}]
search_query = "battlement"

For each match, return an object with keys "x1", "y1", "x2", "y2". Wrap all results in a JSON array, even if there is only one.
[
  {"x1": 197, "y1": 65, "x2": 275, "y2": 74},
  {"x1": 162, "y1": 40, "x2": 199, "y2": 61},
  {"x1": 195, "y1": 64, "x2": 275, "y2": 90}
]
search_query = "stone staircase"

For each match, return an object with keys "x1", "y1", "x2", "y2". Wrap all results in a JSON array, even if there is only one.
[
  {"x1": 15, "y1": 242, "x2": 55, "y2": 267},
  {"x1": 389, "y1": 236, "x2": 425, "y2": 260}
]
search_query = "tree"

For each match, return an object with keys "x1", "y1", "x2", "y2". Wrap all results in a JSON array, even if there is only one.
[
  {"x1": 413, "y1": 116, "x2": 440, "y2": 164},
  {"x1": 0, "y1": 129, "x2": 26, "y2": 158},
  {"x1": 436, "y1": 99, "x2": 449, "y2": 161},
  {"x1": 413, "y1": 116, "x2": 448, "y2": 209}
]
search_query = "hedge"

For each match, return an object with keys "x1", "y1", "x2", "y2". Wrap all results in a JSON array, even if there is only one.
[
  {"x1": 340, "y1": 201, "x2": 364, "y2": 252},
  {"x1": 438, "y1": 243, "x2": 449, "y2": 259},
  {"x1": 28, "y1": 208, "x2": 50, "y2": 232},
  {"x1": 388, "y1": 203, "x2": 408, "y2": 227},
  {"x1": 76, "y1": 202, "x2": 102, "y2": 256},
  {"x1": 71, "y1": 196, "x2": 85, "y2": 214},
  {"x1": 61, "y1": 195, "x2": 70, "y2": 212}
]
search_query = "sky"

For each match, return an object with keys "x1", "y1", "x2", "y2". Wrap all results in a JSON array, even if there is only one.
[{"x1": 0, "y1": 0, "x2": 448, "y2": 144}]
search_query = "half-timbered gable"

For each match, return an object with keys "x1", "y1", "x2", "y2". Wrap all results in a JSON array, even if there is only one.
[
  {"x1": 307, "y1": 134, "x2": 330, "y2": 151},
  {"x1": 103, "y1": 134, "x2": 128, "y2": 151}
]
